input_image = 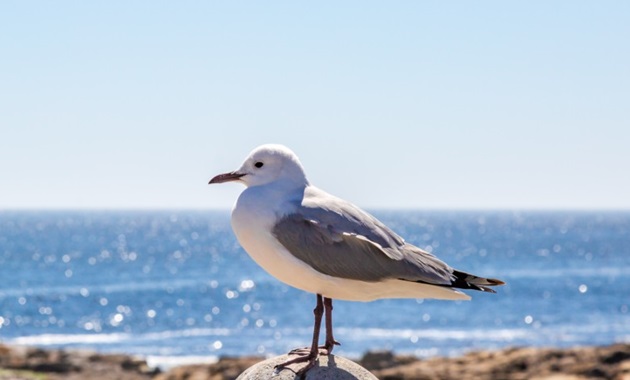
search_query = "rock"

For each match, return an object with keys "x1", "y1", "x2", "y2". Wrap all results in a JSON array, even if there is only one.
[
  {"x1": 366, "y1": 344, "x2": 630, "y2": 380},
  {"x1": 2, "y1": 343, "x2": 629, "y2": 380},
  {"x1": 237, "y1": 354, "x2": 378, "y2": 380},
  {"x1": 0, "y1": 344, "x2": 156, "y2": 380},
  {"x1": 153, "y1": 356, "x2": 262, "y2": 380},
  {"x1": 358, "y1": 350, "x2": 418, "y2": 371}
]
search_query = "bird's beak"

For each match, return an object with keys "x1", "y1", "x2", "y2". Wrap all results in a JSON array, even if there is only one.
[{"x1": 208, "y1": 171, "x2": 245, "y2": 184}]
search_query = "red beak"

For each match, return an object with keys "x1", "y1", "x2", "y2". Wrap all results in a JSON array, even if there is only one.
[{"x1": 208, "y1": 171, "x2": 245, "y2": 184}]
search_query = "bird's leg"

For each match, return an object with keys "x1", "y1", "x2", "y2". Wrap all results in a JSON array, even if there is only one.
[
  {"x1": 322, "y1": 297, "x2": 340, "y2": 354},
  {"x1": 275, "y1": 294, "x2": 324, "y2": 375}
]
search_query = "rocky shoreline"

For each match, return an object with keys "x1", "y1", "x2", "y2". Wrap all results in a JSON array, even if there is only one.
[{"x1": 1, "y1": 343, "x2": 629, "y2": 380}]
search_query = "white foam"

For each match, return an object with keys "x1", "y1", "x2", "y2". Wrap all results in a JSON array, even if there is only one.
[
  {"x1": 506, "y1": 266, "x2": 630, "y2": 279},
  {"x1": 8, "y1": 332, "x2": 131, "y2": 346},
  {"x1": 146, "y1": 355, "x2": 218, "y2": 370},
  {"x1": 0, "y1": 278, "x2": 207, "y2": 298},
  {"x1": 335, "y1": 327, "x2": 529, "y2": 342},
  {"x1": 6, "y1": 327, "x2": 233, "y2": 347},
  {"x1": 7, "y1": 333, "x2": 221, "y2": 371},
  {"x1": 140, "y1": 327, "x2": 231, "y2": 341}
]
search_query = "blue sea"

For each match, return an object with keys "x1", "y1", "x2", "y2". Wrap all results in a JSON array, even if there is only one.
[{"x1": 0, "y1": 210, "x2": 628, "y2": 367}]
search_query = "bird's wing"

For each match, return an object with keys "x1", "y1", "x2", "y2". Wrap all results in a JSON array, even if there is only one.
[{"x1": 271, "y1": 186, "x2": 455, "y2": 285}]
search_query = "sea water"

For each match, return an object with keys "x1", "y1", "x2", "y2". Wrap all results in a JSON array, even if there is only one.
[{"x1": 0, "y1": 210, "x2": 628, "y2": 366}]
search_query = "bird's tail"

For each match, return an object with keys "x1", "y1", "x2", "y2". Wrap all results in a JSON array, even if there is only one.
[{"x1": 450, "y1": 270, "x2": 505, "y2": 293}]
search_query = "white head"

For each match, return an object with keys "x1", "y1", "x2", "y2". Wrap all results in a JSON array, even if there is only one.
[{"x1": 209, "y1": 144, "x2": 309, "y2": 188}]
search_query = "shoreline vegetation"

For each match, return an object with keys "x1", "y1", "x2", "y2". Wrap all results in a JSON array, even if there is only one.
[{"x1": 1, "y1": 343, "x2": 629, "y2": 380}]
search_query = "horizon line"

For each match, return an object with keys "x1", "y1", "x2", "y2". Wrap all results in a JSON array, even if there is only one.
[{"x1": 2, "y1": 207, "x2": 630, "y2": 213}]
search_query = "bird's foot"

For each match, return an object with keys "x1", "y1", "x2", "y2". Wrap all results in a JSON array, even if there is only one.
[
  {"x1": 274, "y1": 347, "x2": 320, "y2": 378},
  {"x1": 319, "y1": 339, "x2": 341, "y2": 355},
  {"x1": 287, "y1": 346, "x2": 312, "y2": 356},
  {"x1": 287, "y1": 345, "x2": 334, "y2": 356}
]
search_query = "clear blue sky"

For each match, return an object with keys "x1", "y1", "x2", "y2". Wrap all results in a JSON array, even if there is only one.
[{"x1": 1, "y1": 2, "x2": 629, "y2": 210}]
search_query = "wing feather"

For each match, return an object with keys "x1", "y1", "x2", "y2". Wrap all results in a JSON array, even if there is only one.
[{"x1": 272, "y1": 186, "x2": 455, "y2": 284}]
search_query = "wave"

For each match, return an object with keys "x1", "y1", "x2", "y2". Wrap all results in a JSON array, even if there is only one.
[
  {"x1": 503, "y1": 266, "x2": 630, "y2": 279},
  {"x1": 6, "y1": 327, "x2": 233, "y2": 346},
  {"x1": 146, "y1": 355, "x2": 218, "y2": 370},
  {"x1": 0, "y1": 277, "x2": 210, "y2": 298},
  {"x1": 6, "y1": 333, "x2": 221, "y2": 371},
  {"x1": 8, "y1": 332, "x2": 132, "y2": 345},
  {"x1": 334, "y1": 327, "x2": 530, "y2": 342},
  {"x1": 276, "y1": 325, "x2": 601, "y2": 345}
]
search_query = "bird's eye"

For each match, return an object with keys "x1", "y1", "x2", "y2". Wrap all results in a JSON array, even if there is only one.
[{"x1": 254, "y1": 162, "x2": 264, "y2": 168}]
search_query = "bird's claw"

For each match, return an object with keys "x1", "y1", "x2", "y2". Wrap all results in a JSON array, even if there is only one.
[
  {"x1": 320, "y1": 340, "x2": 341, "y2": 355},
  {"x1": 287, "y1": 347, "x2": 311, "y2": 355},
  {"x1": 274, "y1": 349, "x2": 319, "y2": 378}
]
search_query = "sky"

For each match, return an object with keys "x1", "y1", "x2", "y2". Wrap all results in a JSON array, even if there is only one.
[{"x1": 1, "y1": 1, "x2": 629, "y2": 210}]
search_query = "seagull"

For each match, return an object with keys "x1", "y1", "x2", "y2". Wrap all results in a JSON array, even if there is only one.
[{"x1": 209, "y1": 144, "x2": 504, "y2": 376}]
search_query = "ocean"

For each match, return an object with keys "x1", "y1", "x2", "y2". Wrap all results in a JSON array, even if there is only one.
[{"x1": 0, "y1": 210, "x2": 628, "y2": 367}]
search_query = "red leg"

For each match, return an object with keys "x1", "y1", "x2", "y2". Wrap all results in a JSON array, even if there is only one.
[
  {"x1": 275, "y1": 294, "x2": 324, "y2": 376},
  {"x1": 323, "y1": 297, "x2": 340, "y2": 354}
]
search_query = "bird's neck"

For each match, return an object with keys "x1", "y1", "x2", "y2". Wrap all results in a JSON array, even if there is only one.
[{"x1": 235, "y1": 182, "x2": 306, "y2": 220}]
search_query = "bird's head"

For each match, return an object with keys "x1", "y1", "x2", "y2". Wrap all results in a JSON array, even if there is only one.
[{"x1": 209, "y1": 144, "x2": 309, "y2": 188}]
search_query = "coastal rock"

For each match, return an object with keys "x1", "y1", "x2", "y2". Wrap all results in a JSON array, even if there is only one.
[
  {"x1": 358, "y1": 350, "x2": 418, "y2": 371},
  {"x1": 153, "y1": 356, "x2": 262, "y2": 380},
  {"x1": 363, "y1": 344, "x2": 630, "y2": 380},
  {"x1": 0, "y1": 344, "x2": 157, "y2": 380},
  {"x1": 1, "y1": 343, "x2": 629, "y2": 380},
  {"x1": 237, "y1": 354, "x2": 377, "y2": 380}
]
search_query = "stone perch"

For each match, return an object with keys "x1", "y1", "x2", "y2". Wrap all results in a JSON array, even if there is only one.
[{"x1": 237, "y1": 354, "x2": 377, "y2": 380}]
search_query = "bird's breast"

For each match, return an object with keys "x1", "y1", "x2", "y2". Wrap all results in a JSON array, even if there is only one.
[{"x1": 230, "y1": 190, "x2": 334, "y2": 295}]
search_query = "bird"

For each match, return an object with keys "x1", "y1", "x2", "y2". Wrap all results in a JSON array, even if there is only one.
[{"x1": 209, "y1": 144, "x2": 504, "y2": 376}]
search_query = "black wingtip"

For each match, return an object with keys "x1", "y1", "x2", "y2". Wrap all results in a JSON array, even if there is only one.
[
  {"x1": 478, "y1": 285, "x2": 498, "y2": 293},
  {"x1": 450, "y1": 271, "x2": 505, "y2": 293},
  {"x1": 399, "y1": 272, "x2": 505, "y2": 294},
  {"x1": 487, "y1": 278, "x2": 506, "y2": 286}
]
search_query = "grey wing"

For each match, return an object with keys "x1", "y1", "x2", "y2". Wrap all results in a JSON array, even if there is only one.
[{"x1": 272, "y1": 187, "x2": 455, "y2": 285}]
